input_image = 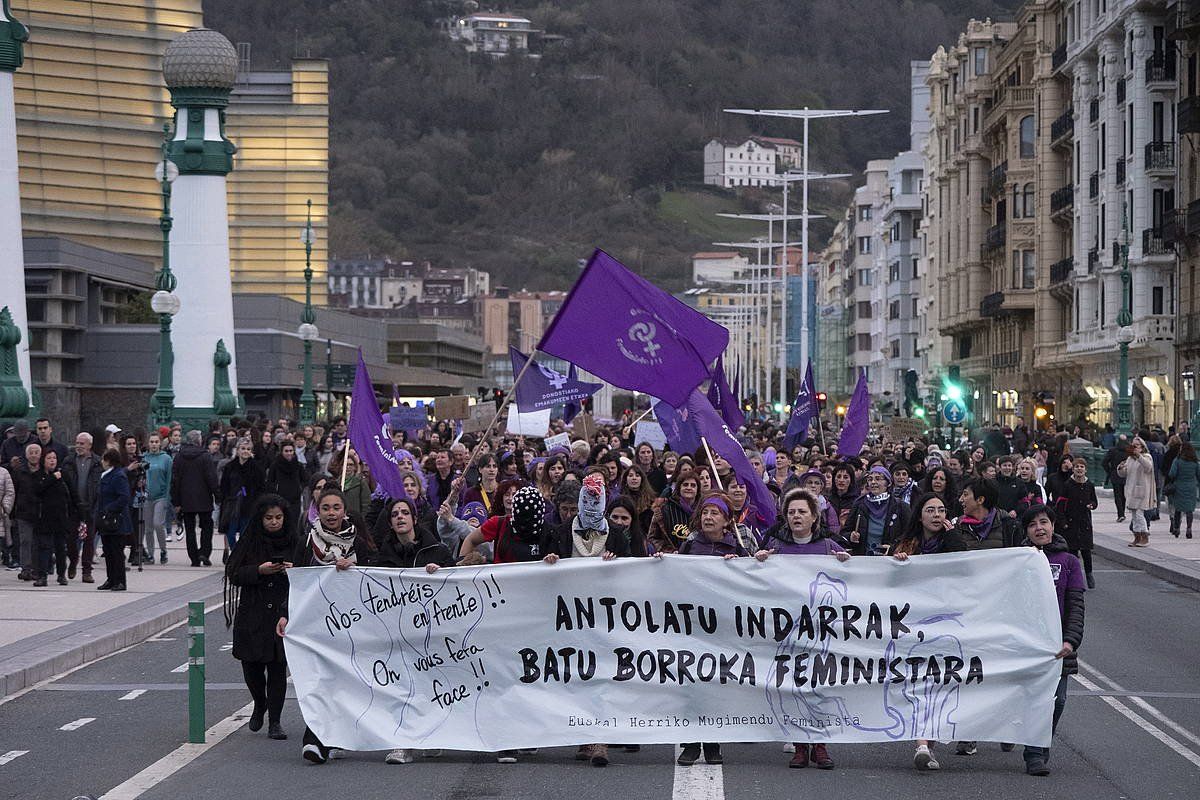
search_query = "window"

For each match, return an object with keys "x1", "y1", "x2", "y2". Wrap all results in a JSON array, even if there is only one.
[
  {"x1": 891, "y1": 339, "x2": 901, "y2": 359},
  {"x1": 858, "y1": 206, "x2": 873, "y2": 221},
  {"x1": 1011, "y1": 250, "x2": 1036, "y2": 289},
  {"x1": 1023, "y1": 183, "x2": 1034, "y2": 217},
  {"x1": 911, "y1": 298, "x2": 919, "y2": 318},
  {"x1": 857, "y1": 333, "x2": 872, "y2": 350},
  {"x1": 889, "y1": 262, "x2": 901, "y2": 282},
  {"x1": 889, "y1": 300, "x2": 901, "y2": 320},
  {"x1": 857, "y1": 236, "x2": 872, "y2": 255},
  {"x1": 974, "y1": 46, "x2": 987, "y2": 75},
  {"x1": 1019, "y1": 115, "x2": 1035, "y2": 158},
  {"x1": 912, "y1": 257, "x2": 920, "y2": 279},
  {"x1": 1153, "y1": 286, "x2": 1164, "y2": 315},
  {"x1": 858, "y1": 269, "x2": 873, "y2": 286},
  {"x1": 857, "y1": 301, "x2": 873, "y2": 318}
]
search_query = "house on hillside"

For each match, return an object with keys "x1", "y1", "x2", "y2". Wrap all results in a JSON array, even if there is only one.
[
  {"x1": 752, "y1": 136, "x2": 802, "y2": 169},
  {"x1": 692, "y1": 251, "x2": 749, "y2": 285},
  {"x1": 446, "y1": 13, "x2": 538, "y2": 56},
  {"x1": 703, "y1": 138, "x2": 778, "y2": 188}
]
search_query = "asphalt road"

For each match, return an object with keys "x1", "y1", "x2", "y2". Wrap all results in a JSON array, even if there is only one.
[{"x1": 0, "y1": 554, "x2": 1197, "y2": 800}]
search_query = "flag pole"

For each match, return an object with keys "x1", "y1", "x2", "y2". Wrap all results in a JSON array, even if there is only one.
[
  {"x1": 464, "y1": 349, "x2": 540, "y2": 469},
  {"x1": 338, "y1": 437, "x2": 351, "y2": 491},
  {"x1": 815, "y1": 413, "x2": 828, "y2": 455},
  {"x1": 700, "y1": 436, "x2": 726, "y2": 491}
]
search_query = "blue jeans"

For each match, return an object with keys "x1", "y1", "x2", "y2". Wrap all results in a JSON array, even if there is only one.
[{"x1": 1024, "y1": 674, "x2": 1069, "y2": 764}]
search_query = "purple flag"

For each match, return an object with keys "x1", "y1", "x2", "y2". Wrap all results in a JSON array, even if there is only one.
[
  {"x1": 510, "y1": 347, "x2": 602, "y2": 411},
  {"x1": 537, "y1": 249, "x2": 729, "y2": 407},
  {"x1": 682, "y1": 390, "x2": 777, "y2": 526},
  {"x1": 348, "y1": 352, "x2": 408, "y2": 502},
  {"x1": 837, "y1": 370, "x2": 870, "y2": 457},
  {"x1": 706, "y1": 354, "x2": 746, "y2": 432},
  {"x1": 784, "y1": 363, "x2": 817, "y2": 449},
  {"x1": 653, "y1": 399, "x2": 702, "y2": 456},
  {"x1": 732, "y1": 365, "x2": 741, "y2": 414}
]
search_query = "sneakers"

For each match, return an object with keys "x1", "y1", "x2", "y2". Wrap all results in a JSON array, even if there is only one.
[
  {"x1": 702, "y1": 743, "x2": 723, "y2": 765},
  {"x1": 496, "y1": 750, "x2": 518, "y2": 764},
  {"x1": 81, "y1": 573, "x2": 94, "y2": 583},
  {"x1": 57, "y1": 575, "x2": 68, "y2": 586},
  {"x1": 782, "y1": 743, "x2": 795, "y2": 753},
  {"x1": 810, "y1": 743, "x2": 834, "y2": 769},
  {"x1": 677, "y1": 744, "x2": 701, "y2": 766},
  {"x1": 161, "y1": 553, "x2": 168, "y2": 565},
  {"x1": 32, "y1": 575, "x2": 47, "y2": 587},
  {"x1": 1025, "y1": 757, "x2": 1051, "y2": 776},
  {"x1": 67, "y1": 565, "x2": 76, "y2": 579},
  {"x1": 302, "y1": 744, "x2": 327, "y2": 764},
  {"x1": 328, "y1": 748, "x2": 346, "y2": 760},
  {"x1": 914, "y1": 745, "x2": 940, "y2": 770},
  {"x1": 385, "y1": 749, "x2": 414, "y2": 764},
  {"x1": 955, "y1": 741, "x2": 977, "y2": 756},
  {"x1": 788, "y1": 744, "x2": 809, "y2": 769}
]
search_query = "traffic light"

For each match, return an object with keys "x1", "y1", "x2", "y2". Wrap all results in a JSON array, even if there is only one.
[
  {"x1": 1033, "y1": 391, "x2": 1055, "y2": 431},
  {"x1": 913, "y1": 406, "x2": 926, "y2": 419},
  {"x1": 492, "y1": 387, "x2": 504, "y2": 410},
  {"x1": 944, "y1": 365, "x2": 964, "y2": 403},
  {"x1": 816, "y1": 392, "x2": 828, "y2": 411}
]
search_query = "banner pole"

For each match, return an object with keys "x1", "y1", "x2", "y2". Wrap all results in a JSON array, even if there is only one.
[
  {"x1": 338, "y1": 437, "x2": 351, "y2": 491},
  {"x1": 700, "y1": 436, "x2": 726, "y2": 492},
  {"x1": 464, "y1": 349, "x2": 540, "y2": 468},
  {"x1": 816, "y1": 413, "x2": 829, "y2": 455},
  {"x1": 629, "y1": 406, "x2": 654, "y2": 427}
]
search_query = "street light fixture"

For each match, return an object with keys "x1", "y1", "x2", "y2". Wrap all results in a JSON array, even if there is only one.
[
  {"x1": 298, "y1": 198, "x2": 319, "y2": 425},
  {"x1": 150, "y1": 122, "x2": 179, "y2": 426},
  {"x1": 1115, "y1": 203, "x2": 1134, "y2": 437}
]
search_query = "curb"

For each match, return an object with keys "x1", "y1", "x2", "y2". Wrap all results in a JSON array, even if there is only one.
[
  {"x1": 1092, "y1": 539, "x2": 1200, "y2": 592},
  {"x1": 0, "y1": 572, "x2": 222, "y2": 701}
]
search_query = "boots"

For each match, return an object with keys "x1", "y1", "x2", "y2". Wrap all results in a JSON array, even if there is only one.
[
  {"x1": 789, "y1": 743, "x2": 809, "y2": 768},
  {"x1": 590, "y1": 743, "x2": 609, "y2": 767},
  {"x1": 810, "y1": 743, "x2": 835, "y2": 769},
  {"x1": 677, "y1": 744, "x2": 701, "y2": 766}
]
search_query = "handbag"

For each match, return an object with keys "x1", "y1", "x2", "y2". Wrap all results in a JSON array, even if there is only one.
[
  {"x1": 97, "y1": 510, "x2": 120, "y2": 534},
  {"x1": 1164, "y1": 480, "x2": 1177, "y2": 497}
]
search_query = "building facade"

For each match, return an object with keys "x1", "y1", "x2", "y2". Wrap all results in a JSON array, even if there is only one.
[
  {"x1": 1173, "y1": 0, "x2": 1200, "y2": 427},
  {"x1": 703, "y1": 138, "x2": 779, "y2": 188}
]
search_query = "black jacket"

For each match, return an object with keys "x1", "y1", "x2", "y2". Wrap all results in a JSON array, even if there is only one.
[
  {"x1": 9, "y1": 464, "x2": 41, "y2": 523},
  {"x1": 227, "y1": 531, "x2": 295, "y2": 663},
  {"x1": 62, "y1": 451, "x2": 101, "y2": 521},
  {"x1": 171, "y1": 444, "x2": 219, "y2": 513},
  {"x1": 265, "y1": 456, "x2": 306, "y2": 509},
  {"x1": 374, "y1": 526, "x2": 455, "y2": 569},
  {"x1": 841, "y1": 496, "x2": 911, "y2": 555},
  {"x1": 546, "y1": 521, "x2": 631, "y2": 559},
  {"x1": 218, "y1": 457, "x2": 266, "y2": 528},
  {"x1": 35, "y1": 469, "x2": 79, "y2": 535},
  {"x1": 994, "y1": 473, "x2": 1025, "y2": 512}
]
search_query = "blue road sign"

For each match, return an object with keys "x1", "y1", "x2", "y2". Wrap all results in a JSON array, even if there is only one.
[{"x1": 942, "y1": 399, "x2": 968, "y2": 425}]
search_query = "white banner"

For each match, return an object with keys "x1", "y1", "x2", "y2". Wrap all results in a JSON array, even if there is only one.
[{"x1": 284, "y1": 550, "x2": 1062, "y2": 752}]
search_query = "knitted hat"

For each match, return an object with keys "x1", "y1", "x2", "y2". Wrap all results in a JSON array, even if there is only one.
[
  {"x1": 459, "y1": 502, "x2": 488, "y2": 527},
  {"x1": 868, "y1": 465, "x2": 893, "y2": 484},
  {"x1": 577, "y1": 473, "x2": 606, "y2": 529},
  {"x1": 510, "y1": 486, "x2": 545, "y2": 541}
]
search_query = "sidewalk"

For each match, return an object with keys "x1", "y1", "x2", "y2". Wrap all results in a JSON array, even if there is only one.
[
  {"x1": 1091, "y1": 492, "x2": 1200, "y2": 592},
  {"x1": 0, "y1": 536, "x2": 222, "y2": 700}
]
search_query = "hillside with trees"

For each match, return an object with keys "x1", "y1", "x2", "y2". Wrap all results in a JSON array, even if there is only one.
[{"x1": 205, "y1": 0, "x2": 1019, "y2": 290}]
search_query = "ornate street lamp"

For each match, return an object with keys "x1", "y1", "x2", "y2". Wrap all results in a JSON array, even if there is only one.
[
  {"x1": 298, "y1": 198, "x2": 319, "y2": 424},
  {"x1": 150, "y1": 123, "x2": 180, "y2": 425},
  {"x1": 1115, "y1": 203, "x2": 1134, "y2": 437}
]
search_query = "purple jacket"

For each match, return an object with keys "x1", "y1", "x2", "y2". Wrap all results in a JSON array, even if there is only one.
[{"x1": 678, "y1": 531, "x2": 749, "y2": 557}]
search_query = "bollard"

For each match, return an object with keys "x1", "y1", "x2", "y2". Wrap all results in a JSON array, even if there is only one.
[{"x1": 187, "y1": 601, "x2": 205, "y2": 743}]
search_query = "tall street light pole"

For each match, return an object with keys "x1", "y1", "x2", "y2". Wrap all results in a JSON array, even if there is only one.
[
  {"x1": 150, "y1": 123, "x2": 180, "y2": 425},
  {"x1": 1115, "y1": 202, "x2": 1134, "y2": 436},
  {"x1": 298, "y1": 198, "x2": 319, "y2": 425}
]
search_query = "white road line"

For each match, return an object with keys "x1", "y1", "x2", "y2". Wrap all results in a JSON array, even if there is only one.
[
  {"x1": 119, "y1": 690, "x2": 147, "y2": 701},
  {"x1": 59, "y1": 717, "x2": 96, "y2": 731},
  {"x1": 1078, "y1": 660, "x2": 1200, "y2": 750},
  {"x1": 1073, "y1": 673, "x2": 1200, "y2": 769},
  {"x1": 219, "y1": 643, "x2": 232, "y2": 651},
  {"x1": 99, "y1": 701, "x2": 253, "y2": 800},
  {"x1": 169, "y1": 662, "x2": 189, "y2": 674},
  {"x1": 0, "y1": 750, "x2": 29, "y2": 766},
  {"x1": 672, "y1": 745, "x2": 725, "y2": 800}
]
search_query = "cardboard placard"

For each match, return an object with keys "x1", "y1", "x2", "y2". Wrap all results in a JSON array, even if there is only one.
[
  {"x1": 462, "y1": 403, "x2": 497, "y2": 434},
  {"x1": 886, "y1": 417, "x2": 927, "y2": 441},
  {"x1": 434, "y1": 395, "x2": 471, "y2": 421},
  {"x1": 506, "y1": 407, "x2": 551, "y2": 437},
  {"x1": 634, "y1": 421, "x2": 668, "y2": 450},
  {"x1": 571, "y1": 412, "x2": 595, "y2": 440}
]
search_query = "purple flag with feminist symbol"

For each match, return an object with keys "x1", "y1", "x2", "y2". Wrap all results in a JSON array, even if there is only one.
[
  {"x1": 509, "y1": 347, "x2": 602, "y2": 411},
  {"x1": 837, "y1": 370, "x2": 871, "y2": 457},
  {"x1": 682, "y1": 390, "x2": 778, "y2": 527},
  {"x1": 538, "y1": 249, "x2": 729, "y2": 408},
  {"x1": 348, "y1": 352, "x2": 408, "y2": 502},
  {"x1": 784, "y1": 363, "x2": 817, "y2": 449}
]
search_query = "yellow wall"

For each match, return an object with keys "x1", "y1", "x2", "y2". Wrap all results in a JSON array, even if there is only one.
[{"x1": 225, "y1": 60, "x2": 329, "y2": 302}]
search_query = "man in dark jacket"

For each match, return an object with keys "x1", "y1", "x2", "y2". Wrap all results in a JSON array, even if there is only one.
[
  {"x1": 1020, "y1": 504, "x2": 1085, "y2": 776},
  {"x1": 1102, "y1": 435, "x2": 1129, "y2": 521},
  {"x1": 994, "y1": 456, "x2": 1026, "y2": 517},
  {"x1": 34, "y1": 418, "x2": 70, "y2": 466},
  {"x1": 172, "y1": 430, "x2": 219, "y2": 567},
  {"x1": 62, "y1": 432, "x2": 102, "y2": 582},
  {"x1": 1, "y1": 419, "x2": 33, "y2": 470},
  {"x1": 9, "y1": 441, "x2": 42, "y2": 580}
]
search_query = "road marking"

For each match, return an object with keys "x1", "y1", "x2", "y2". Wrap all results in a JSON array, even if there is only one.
[
  {"x1": 1073, "y1": 673, "x2": 1200, "y2": 768},
  {"x1": 0, "y1": 751, "x2": 29, "y2": 766},
  {"x1": 147, "y1": 636, "x2": 176, "y2": 642},
  {"x1": 1079, "y1": 661, "x2": 1200, "y2": 750},
  {"x1": 219, "y1": 643, "x2": 232, "y2": 651},
  {"x1": 169, "y1": 662, "x2": 189, "y2": 674},
  {"x1": 99, "y1": 701, "x2": 253, "y2": 800},
  {"x1": 672, "y1": 745, "x2": 724, "y2": 800},
  {"x1": 1090, "y1": 568, "x2": 1140, "y2": 573},
  {"x1": 119, "y1": 690, "x2": 147, "y2": 701},
  {"x1": 60, "y1": 717, "x2": 96, "y2": 731}
]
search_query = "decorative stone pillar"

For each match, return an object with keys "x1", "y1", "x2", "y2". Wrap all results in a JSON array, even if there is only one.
[{"x1": 0, "y1": 1, "x2": 30, "y2": 419}]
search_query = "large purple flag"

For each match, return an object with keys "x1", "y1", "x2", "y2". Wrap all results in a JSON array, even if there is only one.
[
  {"x1": 784, "y1": 363, "x2": 817, "y2": 449},
  {"x1": 537, "y1": 249, "x2": 729, "y2": 407},
  {"x1": 837, "y1": 370, "x2": 871, "y2": 457},
  {"x1": 348, "y1": 352, "x2": 408, "y2": 502},
  {"x1": 682, "y1": 389, "x2": 777, "y2": 526},
  {"x1": 653, "y1": 399, "x2": 702, "y2": 456},
  {"x1": 510, "y1": 347, "x2": 602, "y2": 411},
  {"x1": 706, "y1": 354, "x2": 745, "y2": 432}
]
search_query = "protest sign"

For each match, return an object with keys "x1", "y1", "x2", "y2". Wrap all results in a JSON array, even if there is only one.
[
  {"x1": 285, "y1": 549, "x2": 1062, "y2": 752},
  {"x1": 461, "y1": 404, "x2": 496, "y2": 434},
  {"x1": 571, "y1": 412, "x2": 595, "y2": 440},
  {"x1": 434, "y1": 395, "x2": 471, "y2": 421},
  {"x1": 887, "y1": 418, "x2": 927, "y2": 441},
  {"x1": 544, "y1": 432, "x2": 571, "y2": 453},
  {"x1": 634, "y1": 421, "x2": 667, "y2": 450},
  {"x1": 389, "y1": 405, "x2": 428, "y2": 433},
  {"x1": 506, "y1": 407, "x2": 551, "y2": 437}
]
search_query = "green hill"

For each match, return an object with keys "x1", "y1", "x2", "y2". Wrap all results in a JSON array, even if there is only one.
[{"x1": 204, "y1": 0, "x2": 1020, "y2": 290}]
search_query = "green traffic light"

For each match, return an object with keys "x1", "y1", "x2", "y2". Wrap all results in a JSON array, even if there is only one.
[
  {"x1": 914, "y1": 407, "x2": 926, "y2": 418},
  {"x1": 946, "y1": 384, "x2": 963, "y2": 402}
]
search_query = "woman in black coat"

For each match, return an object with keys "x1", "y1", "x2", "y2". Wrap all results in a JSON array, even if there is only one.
[
  {"x1": 265, "y1": 442, "x2": 306, "y2": 533},
  {"x1": 225, "y1": 494, "x2": 294, "y2": 740},
  {"x1": 219, "y1": 438, "x2": 267, "y2": 556},
  {"x1": 34, "y1": 449, "x2": 79, "y2": 586},
  {"x1": 95, "y1": 448, "x2": 132, "y2": 591},
  {"x1": 373, "y1": 497, "x2": 454, "y2": 571}
]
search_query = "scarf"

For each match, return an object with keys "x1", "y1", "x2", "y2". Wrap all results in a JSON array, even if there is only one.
[
  {"x1": 863, "y1": 492, "x2": 891, "y2": 521},
  {"x1": 920, "y1": 533, "x2": 944, "y2": 554},
  {"x1": 307, "y1": 519, "x2": 358, "y2": 565},
  {"x1": 571, "y1": 518, "x2": 609, "y2": 558},
  {"x1": 960, "y1": 509, "x2": 997, "y2": 542},
  {"x1": 577, "y1": 473, "x2": 607, "y2": 530}
]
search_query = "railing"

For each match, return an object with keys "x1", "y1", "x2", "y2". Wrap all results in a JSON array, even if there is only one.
[
  {"x1": 1179, "y1": 311, "x2": 1200, "y2": 347},
  {"x1": 1116, "y1": 156, "x2": 1126, "y2": 186},
  {"x1": 1051, "y1": 184, "x2": 1074, "y2": 214},
  {"x1": 1051, "y1": 107, "x2": 1074, "y2": 142},
  {"x1": 1181, "y1": 96, "x2": 1200, "y2": 135},
  {"x1": 992, "y1": 350, "x2": 1021, "y2": 369},
  {"x1": 1146, "y1": 140, "x2": 1175, "y2": 171},
  {"x1": 1147, "y1": 51, "x2": 1177, "y2": 83},
  {"x1": 986, "y1": 222, "x2": 1006, "y2": 250},
  {"x1": 1189, "y1": 198, "x2": 1200, "y2": 238},
  {"x1": 1163, "y1": 209, "x2": 1183, "y2": 248},
  {"x1": 1087, "y1": 247, "x2": 1099, "y2": 273},
  {"x1": 1143, "y1": 227, "x2": 1170, "y2": 256},
  {"x1": 1116, "y1": 78, "x2": 1126, "y2": 104},
  {"x1": 1089, "y1": 97, "x2": 1099, "y2": 124},
  {"x1": 980, "y1": 291, "x2": 1005, "y2": 317},
  {"x1": 1052, "y1": 42, "x2": 1067, "y2": 72},
  {"x1": 1089, "y1": 171, "x2": 1099, "y2": 199},
  {"x1": 1050, "y1": 257, "x2": 1074, "y2": 284},
  {"x1": 988, "y1": 161, "x2": 1008, "y2": 198}
]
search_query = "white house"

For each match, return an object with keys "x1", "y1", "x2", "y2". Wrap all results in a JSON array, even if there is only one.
[
  {"x1": 448, "y1": 13, "x2": 536, "y2": 56},
  {"x1": 753, "y1": 136, "x2": 802, "y2": 168},
  {"x1": 692, "y1": 251, "x2": 749, "y2": 284},
  {"x1": 703, "y1": 138, "x2": 778, "y2": 188}
]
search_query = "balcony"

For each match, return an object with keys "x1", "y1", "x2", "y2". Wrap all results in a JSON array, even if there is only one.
[
  {"x1": 992, "y1": 350, "x2": 1021, "y2": 370},
  {"x1": 1089, "y1": 171, "x2": 1099, "y2": 199},
  {"x1": 1089, "y1": 97, "x2": 1099, "y2": 124},
  {"x1": 1146, "y1": 141, "x2": 1175, "y2": 173},
  {"x1": 1189, "y1": 198, "x2": 1200, "y2": 239},
  {"x1": 1051, "y1": 184, "x2": 1074, "y2": 220},
  {"x1": 1117, "y1": 78, "x2": 1126, "y2": 104},
  {"x1": 1146, "y1": 51, "x2": 1177, "y2": 85},
  {"x1": 980, "y1": 291, "x2": 1005, "y2": 317},
  {"x1": 1143, "y1": 227, "x2": 1172, "y2": 256},
  {"x1": 1050, "y1": 257, "x2": 1074, "y2": 285},
  {"x1": 1181, "y1": 96, "x2": 1200, "y2": 135},
  {"x1": 1052, "y1": 42, "x2": 1068, "y2": 72},
  {"x1": 988, "y1": 161, "x2": 1008, "y2": 198},
  {"x1": 1179, "y1": 312, "x2": 1200, "y2": 348},
  {"x1": 1168, "y1": 2, "x2": 1200, "y2": 40},
  {"x1": 1116, "y1": 156, "x2": 1126, "y2": 186},
  {"x1": 1050, "y1": 107, "x2": 1074, "y2": 146},
  {"x1": 984, "y1": 222, "x2": 1006, "y2": 253},
  {"x1": 1067, "y1": 315, "x2": 1175, "y2": 355},
  {"x1": 1163, "y1": 209, "x2": 1183, "y2": 249}
]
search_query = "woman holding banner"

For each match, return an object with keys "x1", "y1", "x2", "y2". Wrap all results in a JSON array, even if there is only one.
[{"x1": 647, "y1": 472, "x2": 699, "y2": 554}]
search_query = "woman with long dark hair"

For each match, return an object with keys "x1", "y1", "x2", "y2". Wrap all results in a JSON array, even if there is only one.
[
  {"x1": 648, "y1": 471, "x2": 700, "y2": 554},
  {"x1": 224, "y1": 494, "x2": 295, "y2": 741},
  {"x1": 33, "y1": 449, "x2": 78, "y2": 587},
  {"x1": 265, "y1": 442, "x2": 306, "y2": 533},
  {"x1": 826, "y1": 463, "x2": 859, "y2": 530},
  {"x1": 618, "y1": 464, "x2": 656, "y2": 533},
  {"x1": 921, "y1": 466, "x2": 961, "y2": 519},
  {"x1": 460, "y1": 453, "x2": 501, "y2": 515}
]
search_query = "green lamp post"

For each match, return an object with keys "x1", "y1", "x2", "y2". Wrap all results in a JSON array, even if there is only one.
[
  {"x1": 150, "y1": 123, "x2": 181, "y2": 425},
  {"x1": 1114, "y1": 202, "x2": 1134, "y2": 437},
  {"x1": 298, "y1": 199, "x2": 318, "y2": 425}
]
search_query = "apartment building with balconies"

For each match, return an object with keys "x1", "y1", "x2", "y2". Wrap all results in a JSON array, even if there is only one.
[
  {"x1": 1169, "y1": 0, "x2": 1200, "y2": 426},
  {"x1": 817, "y1": 219, "x2": 851, "y2": 400},
  {"x1": 843, "y1": 161, "x2": 890, "y2": 395}
]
